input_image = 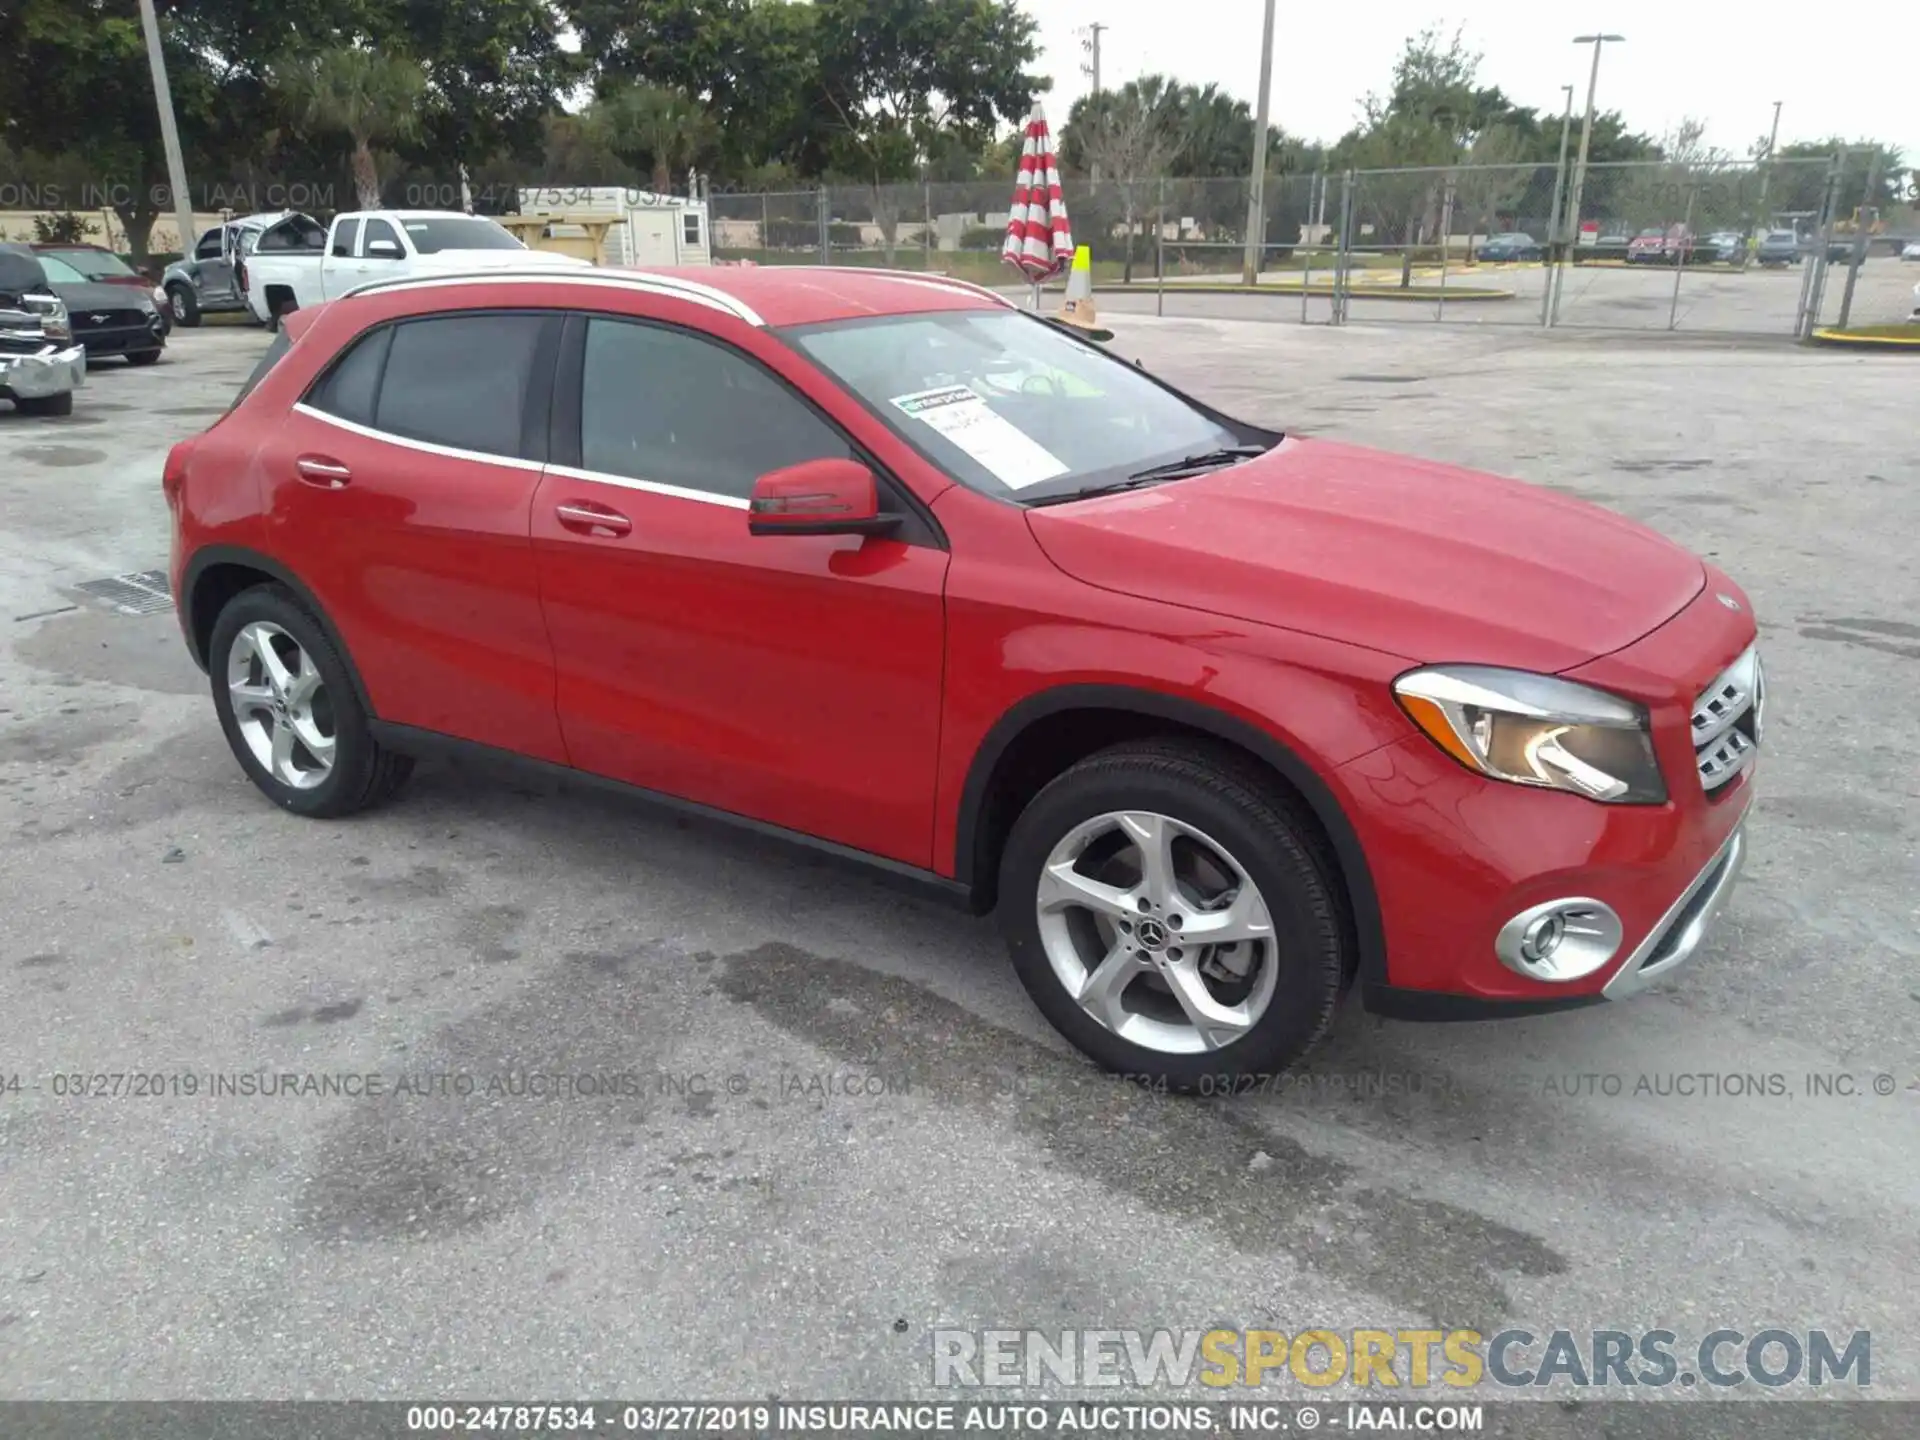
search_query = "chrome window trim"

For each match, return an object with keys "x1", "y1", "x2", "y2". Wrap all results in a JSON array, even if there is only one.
[
  {"x1": 342, "y1": 269, "x2": 764, "y2": 326},
  {"x1": 291, "y1": 402, "x2": 546, "y2": 474},
  {"x1": 542, "y1": 462, "x2": 749, "y2": 511}
]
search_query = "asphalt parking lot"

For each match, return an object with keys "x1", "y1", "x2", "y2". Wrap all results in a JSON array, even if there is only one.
[{"x1": 1, "y1": 314, "x2": 1917, "y2": 1425}]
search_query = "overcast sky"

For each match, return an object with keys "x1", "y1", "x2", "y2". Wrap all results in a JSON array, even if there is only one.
[{"x1": 1028, "y1": 0, "x2": 1920, "y2": 163}]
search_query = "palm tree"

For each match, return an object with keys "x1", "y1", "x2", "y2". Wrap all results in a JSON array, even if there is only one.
[
  {"x1": 588, "y1": 83, "x2": 717, "y2": 196},
  {"x1": 280, "y1": 48, "x2": 427, "y2": 209}
]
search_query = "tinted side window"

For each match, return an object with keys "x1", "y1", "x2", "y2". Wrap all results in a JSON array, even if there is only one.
[
  {"x1": 361, "y1": 219, "x2": 402, "y2": 256},
  {"x1": 306, "y1": 326, "x2": 392, "y2": 427},
  {"x1": 579, "y1": 318, "x2": 850, "y2": 500},
  {"x1": 374, "y1": 314, "x2": 544, "y2": 457},
  {"x1": 330, "y1": 220, "x2": 360, "y2": 258},
  {"x1": 196, "y1": 229, "x2": 224, "y2": 260}
]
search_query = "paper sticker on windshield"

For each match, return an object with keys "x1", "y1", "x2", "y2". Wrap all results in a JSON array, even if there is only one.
[{"x1": 889, "y1": 385, "x2": 1068, "y2": 490}]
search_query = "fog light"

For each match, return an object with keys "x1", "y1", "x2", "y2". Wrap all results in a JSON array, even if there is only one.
[{"x1": 1496, "y1": 898, "x2": 1624, "y2": 982}]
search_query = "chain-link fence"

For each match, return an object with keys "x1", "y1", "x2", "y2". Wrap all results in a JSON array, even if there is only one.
[{"x1": 7, "y1": 145, "x2": 1906, "y2": 337}]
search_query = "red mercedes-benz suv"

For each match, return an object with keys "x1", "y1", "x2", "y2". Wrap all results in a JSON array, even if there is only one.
[{"x1": 166, "y1": 265, "x2": 1761, "y2": 1087}]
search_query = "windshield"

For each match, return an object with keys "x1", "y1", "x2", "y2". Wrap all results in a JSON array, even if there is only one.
[
  {"x1": 787, "y1": 309, "x2": 1250, "y2": 504},
  {"x1": 402, "y1": 217, "x2": 523, "y2": 254},
  {"x1": 35, "y1": 254, "x2": 89, "y2": 284},
  {"x1": 43, "y1": 248, "x2": 135, "y2": 280}
]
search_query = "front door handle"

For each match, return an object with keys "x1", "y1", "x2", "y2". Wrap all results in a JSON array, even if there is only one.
[
  {"x1": 295, "y1": 454, "x2": 352, "y2": 488},
  {"x1": 556, "y1": 500, "x2": 632, "y2": 537}
]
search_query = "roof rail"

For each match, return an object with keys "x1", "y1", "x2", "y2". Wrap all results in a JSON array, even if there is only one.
[{"x1": 340, "y1": 267, "x2": 765, "y2": 325}]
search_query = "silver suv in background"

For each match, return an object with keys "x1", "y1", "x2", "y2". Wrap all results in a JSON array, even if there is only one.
[{"x1": 160, "y1": 212, "x2": 309, "y2": 327}]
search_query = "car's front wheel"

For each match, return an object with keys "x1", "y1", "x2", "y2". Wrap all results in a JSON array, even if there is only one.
[
  {"x1": 208, "y1": 585, "x2": 413, "y2": 818},
  {"x1": 166, "y1": 284, "x2": 200, "y2": 327},
  {"x1": 15, "y1": 391, "x2": 73, "y2": 416},
  {"x1": 998, "y1": 741, "x2": 1349, "y2": 1090}
]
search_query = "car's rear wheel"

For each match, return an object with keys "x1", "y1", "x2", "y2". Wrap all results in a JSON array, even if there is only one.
[
  {"x1": 166, "y1": 284, "x2": 200, "y2": 327},
  {"x1": 208, "y1": 585, "x2": 412, "y2": 819},
  {"x1": 998, "y1": 740, "x2": 1348, "y2": 1090}
]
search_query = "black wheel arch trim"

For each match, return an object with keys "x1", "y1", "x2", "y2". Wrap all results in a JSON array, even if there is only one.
[
  {"x1": 178, "y1": 545, "x2": 375, "y2": 717},
  {"x1": 952, "y1": 684, "x2": 1387, "y2": 984}
]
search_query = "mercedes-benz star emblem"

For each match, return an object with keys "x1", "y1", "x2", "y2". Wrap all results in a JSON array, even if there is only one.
[
  {"x1": 1135, "y1": 919, "x2": 1168, "y2": 951},
  {"x1": 1717, "y1": 593, "x2": 1741, "y2": 611}
]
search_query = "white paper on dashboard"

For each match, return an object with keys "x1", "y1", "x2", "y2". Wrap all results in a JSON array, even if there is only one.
[{"x1": 888, "y1": 385, "x2": 1069, "y2": 490}]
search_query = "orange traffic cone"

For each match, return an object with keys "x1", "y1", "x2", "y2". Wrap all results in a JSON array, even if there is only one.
[{"x1": 1055, "y1": 246, "x2": 1113, "y2": 341}]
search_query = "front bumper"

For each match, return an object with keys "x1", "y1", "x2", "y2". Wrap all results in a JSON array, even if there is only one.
[
  {"x1": 1346, "y1": 578, "x2": 1758, "y2": 1019},
  {"x1": 77, "y1": 318, "x2": 166, "y2": 355},
  {"x1": 0, "y1": 343, "x2": 87, "y2": 399}
]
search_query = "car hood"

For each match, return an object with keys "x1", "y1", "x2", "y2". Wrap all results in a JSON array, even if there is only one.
[
  {"x1": 1025, "y1": 437, "x2": 1706, "y2": 673},
  {"x1": 53, "y1": 280, "x2": 150, "y2": 311}
]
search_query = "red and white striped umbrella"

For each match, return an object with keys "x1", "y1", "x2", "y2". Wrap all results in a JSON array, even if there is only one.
[{"x1": 1002, "y1": 103, "x2": 1073, "y2": 282}]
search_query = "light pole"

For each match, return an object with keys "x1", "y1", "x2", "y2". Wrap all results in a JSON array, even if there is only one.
[
  {"x1": 1751, "y1": 100, "x2": 1784, "y2": 246},
  {"x1": 1540, "y1": 84, "x2": 1573, "y2": 324},
  {"x1": 1551, "y1": 33, "x2": 1623, "y2": 324},
  {"x1": 1241, "y1": 0, "x2": 1278, "y2": 286},
  {"x1": 137, "y1": 0, "x2": 198, "y2": 261},
  {"x1": 1079, "y1": 23, "x2": 1107, "y2": 183}
]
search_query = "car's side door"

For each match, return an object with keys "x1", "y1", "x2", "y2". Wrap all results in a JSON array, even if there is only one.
[
  {"x1": 529, "y1": 310, "x2": 951, "y2": 868},
  {"x1": 259, "y1": 307, "x2": 569, "y2": 763},
  {"x1": 193, "y1": 227, "x2": 237, "y2": 306}
]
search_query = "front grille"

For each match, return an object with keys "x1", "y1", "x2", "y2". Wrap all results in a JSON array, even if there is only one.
[
  {"x1": 1691, "y1": 644, "x2": 1763, "y2": 794},
  {"x1": 80, "y1": 308, "x2": 145, "y2": 331}
]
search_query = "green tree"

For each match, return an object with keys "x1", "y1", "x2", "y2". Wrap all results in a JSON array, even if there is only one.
[
  {"x1": 1060, "y1": 78, "x2": 1186, "y2": 281},
  {"x1": 588, "y1": 82, "x2": 718, "y2": 195},
  {"x1": 812, "y1": 0, "x2": 1042, "y2": 260},
  {"x1": 279, "y1": 46, "x2": 427, "y2": 206}
]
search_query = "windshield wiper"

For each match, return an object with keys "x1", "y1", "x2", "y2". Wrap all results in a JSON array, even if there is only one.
[{"x1": 1123, "y1": 445, "x2": 1270, "y2": 483}]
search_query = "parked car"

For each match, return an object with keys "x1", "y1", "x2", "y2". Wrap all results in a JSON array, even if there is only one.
[
  {"x1": 29, "y1": 243, "x2": 171, "y2": 330},
  {"x1": 1627, "y1": 226, "x2": 1695, "y2": 264},
  {"x1": 168, "y1": 265, "x2": 1762, "y2": 1088},
  {"x1": 242, "y1": 209, "x2": 587, "y2": 328},
  {"x1": 1755, "y1": 230, "x2": 1801, "y2": 267},
  {"x1": 162, "y1": 211, "x2": 305, "y2": 327},
  {"x1": 1700, "y1": 231, "x2": 1746, "y2": 265},
  {"x1": 1900, "y1": 242, "x2": 1920, "y2": 262},
  {"x1": 30, "y1": 248, "x2": 167, "y2": 364},
  {"x1": 0, "y1": 246, "x2": 86, "y2": 416},
  {"x1": 1474, "y1": 232, "x2": 1542, "y2": 263}
]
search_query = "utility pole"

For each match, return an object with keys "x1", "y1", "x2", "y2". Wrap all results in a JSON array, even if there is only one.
[
  {"x1": 137, "y1": 0, "x2": 198, "y2": 260},
  {"x1": 1080, "y1": 23, "x2": 1107, "y2": 183},
  {"x1": 1241, "y1": 0, "x2": 1277, "y2": 286},
  {"x1": 1751, "y1": 100, "x2": 1784, "y2": 242},
  {"x1": 1541, "y1": 84, "x2": 1574, "y2": 325},
  {"x1": 1552, "y1": 33, "x2": 1624, "y2": 325}
]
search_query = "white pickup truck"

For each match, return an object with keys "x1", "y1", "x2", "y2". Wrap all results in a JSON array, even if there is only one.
[{"x1": 241, "y1": 209, "x2": 587, "y2": 327}]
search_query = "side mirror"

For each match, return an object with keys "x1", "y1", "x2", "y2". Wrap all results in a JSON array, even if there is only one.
[
  {"x1": 748, "y1": 458, "x2": 898, "y2": 538},
  {"x1": 366, "y1": 240, "x2": 404, "y2": 260}
]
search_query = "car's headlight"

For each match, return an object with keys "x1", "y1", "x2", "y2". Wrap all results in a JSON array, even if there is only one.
[{"x1": 1393, "y1": 666, "x2": 1667, "y2": 804}]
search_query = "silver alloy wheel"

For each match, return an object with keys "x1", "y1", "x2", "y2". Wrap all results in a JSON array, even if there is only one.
[
  {"x1": 226, "y1": 621, "x2": 335, "y2": 789},
  {"x1": 169, "y1": 288, "x2": 189, "y2": 322},
  {"x1": 1034, "y1": 810, "x2": 1278, "y2": 1054}
]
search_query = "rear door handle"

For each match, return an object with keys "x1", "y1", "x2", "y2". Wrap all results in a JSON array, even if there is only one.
[
  {"x1": 556, "y1": 500, "x2": 632, "y2": 537},
  {"x1": 295, "y1": 454, "x2": 352, "y2": 488}
]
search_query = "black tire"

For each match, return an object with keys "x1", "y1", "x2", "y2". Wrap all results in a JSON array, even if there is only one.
[
  {"x1": 208, "y1": 584, "x2": 413, "y2": 819},
  {"x1": 167, "y1": 284, "x2": 201, "y2": 327},
  {"x1": 127, "y1": 349, "x2": 162, "y2": 366},
  {"x1": 16, "y1": 391, "x2": 74, "y2": 416},
  {"x1": 997, "y1": 739, "x2": 1349, "y2": 1090}
]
